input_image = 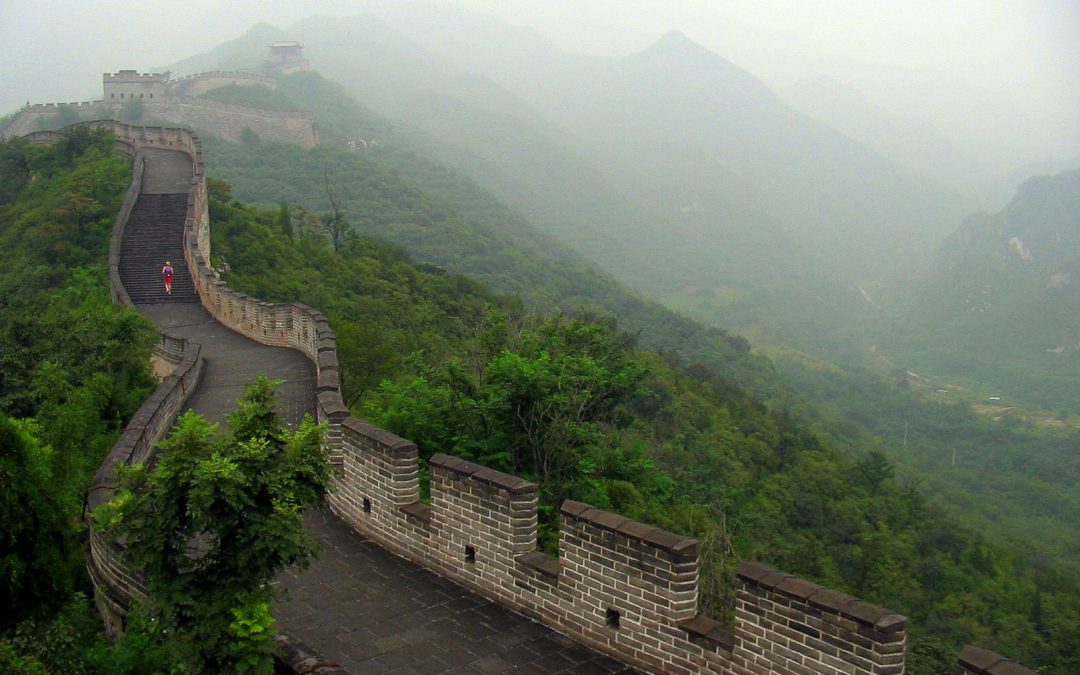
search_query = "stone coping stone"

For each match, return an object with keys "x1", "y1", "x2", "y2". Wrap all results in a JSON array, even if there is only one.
[
  {"x1": 737, "y1": 561, "x2": 906, "y2": 632},
  {"x1": 341, "y1": 418, "x2": 415, "y2": 452},
  {"x1": 317, "y1": 393, "x2": 348, "y2": 417},
  {"x1": 517, "y1": 551, "x2": 561, "y2": 579},
  {"x1": 316, "y1": 370, "x2": 339, "y2": 392},
  {"x1": 679, "y1": 615, "x2": 734, "y2": 653},
  {"x1": 958, "y1": 645, "x2": 1036, "y2": 675},
  {"x1": 317, "y1": 351, "x2": 339, "y2": 370},
  {"x1": 429, "y1": 453, "x2": 537, "y2": 495},
  {"x1": 561, "y1": 500, "x2": 698, "y2": 558},
  {"x1": 400, "y1": 501, "x2": 433, "y2": 525}
]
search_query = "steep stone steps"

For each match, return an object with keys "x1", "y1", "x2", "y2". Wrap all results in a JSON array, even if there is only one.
[{"x1": 119, "y1": 193, "x2": 199, "y2": 303}]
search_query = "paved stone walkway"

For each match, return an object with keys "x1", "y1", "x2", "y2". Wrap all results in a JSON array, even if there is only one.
[{"x1": 129, "y1": 148, "x2": 634, "y2": 673}]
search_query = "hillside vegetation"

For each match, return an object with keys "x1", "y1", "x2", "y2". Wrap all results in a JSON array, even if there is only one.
[
  {"x1": 0, "y1": 129, "x2": 160, "y2": 671},
  {"x1": 886, "y1": 169, "x2": 1080, "y2": 408}
]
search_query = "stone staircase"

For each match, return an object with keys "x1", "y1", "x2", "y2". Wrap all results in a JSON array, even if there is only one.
[{"x1": 119, "y1": 193, "x2": 198, "y2": 303}]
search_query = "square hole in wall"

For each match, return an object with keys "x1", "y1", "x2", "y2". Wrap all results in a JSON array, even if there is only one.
[
  {"x1": 465, "y1": 545, "x2": 476, "y2": 564},
  {"x1": 606, "y1": 608, "x2": 621, "y2": 630},
  {"x1": 362, "y1": 497, "x2": 371, "y2": 514}
]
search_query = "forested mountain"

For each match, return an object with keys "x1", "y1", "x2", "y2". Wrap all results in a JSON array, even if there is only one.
[
  {"x1": 781, "y1": 76, "x2": 994, "y2": 204},
  {"x1": 164, "y1": 6, "x2": 975, "y2": 361},
  {"x1": 197, "y1": 73, "x2": 770, "y2": 392},
  {"x1": 885, "y1": 169, "x2": 1080, "y2": 408},
  {"x1": 195, "y1": 59, "x2": 1080, "y2": 598}
]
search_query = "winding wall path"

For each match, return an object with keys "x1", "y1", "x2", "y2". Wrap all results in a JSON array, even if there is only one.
[{"x1": 123, "y1": 144, "x2": 631, "y2": 673}]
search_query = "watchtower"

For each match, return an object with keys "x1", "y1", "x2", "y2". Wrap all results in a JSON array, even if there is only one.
[
  {"x1": 265, "y1": 41, "x2": 310, "y2": 74},
  {"x1": 103, "y1": 70, "x2": 167, "y2": 102}
]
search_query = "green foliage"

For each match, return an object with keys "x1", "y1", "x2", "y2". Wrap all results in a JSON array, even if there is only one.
[
  {"x1": 97, "y1": 377, "x2": 331, "y2": 673},
  {"x1": 366, "y1": 313, "x2": 652, "y2": 547},
  {"x1": 0, "y1": 130, "x2": 156, "y2": 635},
  {"x1": 0, "y1": 416, "x2": 77, "y2": 629},
  {"x1": 0, "y1": 593, "x2": 130, "y2": 674}
]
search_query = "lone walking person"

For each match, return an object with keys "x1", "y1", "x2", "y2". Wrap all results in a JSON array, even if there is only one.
[{"x1": 162, "y1": 260, "x2": 174, "y2": 295}]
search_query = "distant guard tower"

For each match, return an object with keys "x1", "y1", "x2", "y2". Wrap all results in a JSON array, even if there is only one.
[
  {"x1": 264, "y1": 41, "x2": 310, "y2": 74},
  {"x1": 103, "y1": 70, "x2": 168, "y2": 102}
]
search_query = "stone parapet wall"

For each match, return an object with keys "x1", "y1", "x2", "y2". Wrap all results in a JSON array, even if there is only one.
[
  {"x1": 143, "y1": 98, "x2": 317, "y2": 148},
  {"x1": 733, "y1": 562, "x2": 906, "y2": 674},
  {"x1": 175, "y1": 127, "x2": 348, "y2": 453},
  {"x1": 326, "y1": 420, "x2": 910, "y2": 674},
  {"x1": 957, "y1": 646, "x2": 1036, "y2": 675},
  {"x1": 3, "y1": 98, "x2": 317, "y2": 148},
  {"x1": 170, "y1": 71, "x2": 277, "y2": 97},
  {"x1": 45, "y1": 122, "x2": 212, "y2": 635},
  {"x1": 2, "y1": 102, "x2": 108, "y2": 138},
  {"x1": 85, "y1": 344, "x2": 204, "y2": 636}
]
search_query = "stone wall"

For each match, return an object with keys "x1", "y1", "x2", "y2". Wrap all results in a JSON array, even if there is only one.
[
  {"x1": 325, "y1": 421, "x2": 915, "y2": 674},
  {"x1": 32, "y1": 121, "x2": 211, "y2": 635},
  {"x1": 170, "y1": 71, "x2": 276, "y2": 97},
  {"x1": 957, "y1": 646, "x2": 1036, "y2": 675},
  {"x1": 103, "y1": 70, "x2": 167, "y2": 102},
  {"x1": 733, "y1": 563, "x2": 906, "y2": 674},
  {"x1": 2, "y1": 98, "x2": 317, "y2": 148},
  {"x1": 143, "y1": 98, "x2": 317, "y2": 147},
  {"x1": 2, "y1": 102, "x2": 106, "y2": 137}
]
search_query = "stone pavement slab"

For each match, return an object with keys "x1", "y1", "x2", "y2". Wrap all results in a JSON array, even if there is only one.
[{"x1": 274, "y1": 510, "x2": 635, "y2": 674}]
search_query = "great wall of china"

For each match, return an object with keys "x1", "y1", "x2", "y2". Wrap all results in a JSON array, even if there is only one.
[
  {"x1": 22, "y1": 117, "x2": 1035, "y2": 673},
  {"x1": 3, "y1": 69, "x2": 317, "y2": 147}
]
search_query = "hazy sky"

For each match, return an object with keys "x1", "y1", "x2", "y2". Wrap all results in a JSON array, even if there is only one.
[{"x1": 2, "y1": 0, "x2": 1077, "y2": 154}]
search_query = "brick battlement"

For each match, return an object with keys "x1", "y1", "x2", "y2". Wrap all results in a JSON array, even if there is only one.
[
  {"x1": 169, "y1": 70, "x2": 277, "y2": 97},
  {"x1": 62, "y1": 120, "x2": 1035, "y2": 674}
]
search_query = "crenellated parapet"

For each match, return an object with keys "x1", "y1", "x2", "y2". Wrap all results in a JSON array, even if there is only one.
[
  {"x1": 103, "y1": 70, "x2": 167, "y2": 102},
  {"x1": 169, "y1": 70, "x2": 277, "y2": 97},
  {"x1": 326, "y1": 421, "x2": 911, "y2": 673}
]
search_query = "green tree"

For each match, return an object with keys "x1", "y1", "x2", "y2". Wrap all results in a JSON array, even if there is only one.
[
  {"x1": 276, "y1": 201, "x2": 293, "y2": 239},
  {"x1": 97, "y1": 377, "x2": 332, "y2": 673},
  {"x1": 0, "y1": 415, "x2": 78, "y2": 630},
  {"x1": 367, "y1": 313, "x2": 650, "y2": 530}
]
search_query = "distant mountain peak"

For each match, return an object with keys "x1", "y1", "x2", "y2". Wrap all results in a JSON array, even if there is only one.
[
  {"x1": 648, "y1": 29, "x2": 708, "y2": 56},
  {"x1": 630, "y1": 28, "x2": 777, "y2": 106}
]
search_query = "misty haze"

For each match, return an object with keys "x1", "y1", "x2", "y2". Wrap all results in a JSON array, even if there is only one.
[{"x1": 1, "y1": 1, "x2": 1078, "y2": 673}]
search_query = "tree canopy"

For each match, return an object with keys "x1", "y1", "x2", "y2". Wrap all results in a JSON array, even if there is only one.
[{"x1": 97, "y1": 377, "x2": 331, "y2": 673}]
